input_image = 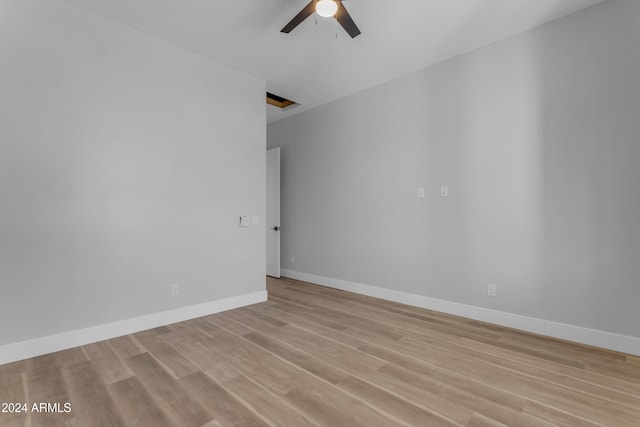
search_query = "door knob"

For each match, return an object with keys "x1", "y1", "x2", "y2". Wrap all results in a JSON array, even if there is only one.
[{"x1": 272, "y1": 226, "x2": 280, "y2": 231}]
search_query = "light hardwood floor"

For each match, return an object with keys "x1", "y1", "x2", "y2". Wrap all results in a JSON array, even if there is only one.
[{"x1": 1, "y1": 277, "x2": 639, "y2": 427}]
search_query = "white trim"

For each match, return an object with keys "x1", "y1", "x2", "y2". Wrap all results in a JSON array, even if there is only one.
[
  {"x1": 281, "y1": 269, "x2": 640, "y2": 356},
  {"x1": 0, "y1": 290, "x2": 267, "y2": 365}
]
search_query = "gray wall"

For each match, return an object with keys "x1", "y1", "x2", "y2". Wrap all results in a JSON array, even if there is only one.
[
  {"x1": 0, "y1": 0, "x2": 265, "y2": 345},
  {"x1": 268, "y1": 0, "x2": 640, "y2": 338}
]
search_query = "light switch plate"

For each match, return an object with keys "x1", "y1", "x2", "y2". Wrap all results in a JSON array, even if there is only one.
[{"x1": 239, "y1": 216, "x2": 250, "y2": 227}]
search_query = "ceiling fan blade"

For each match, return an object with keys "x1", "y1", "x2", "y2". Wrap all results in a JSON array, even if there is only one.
[
  {"x1": 335, "y1": 1, "x2": 361, "y2": 38},
  {"x1": 281, "y1": 1, "x2": 316, "y2": 33}
]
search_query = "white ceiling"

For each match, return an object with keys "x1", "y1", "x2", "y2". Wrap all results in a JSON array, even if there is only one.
[{"x1": 62, "y1": 0, "x2": 606, "y2": 123}]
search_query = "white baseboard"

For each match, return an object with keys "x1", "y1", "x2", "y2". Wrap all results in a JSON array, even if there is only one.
[
  {"x1": 281, "y1": 269, "x2": 640, "y2": 356},
  {"x1": 0, "y1": 290, "x2": 267, "y2": 366}
]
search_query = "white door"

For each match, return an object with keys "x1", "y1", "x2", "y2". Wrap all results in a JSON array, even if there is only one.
[{"x1": 266, "y1": 148, "x2": 281, "y2": 277}]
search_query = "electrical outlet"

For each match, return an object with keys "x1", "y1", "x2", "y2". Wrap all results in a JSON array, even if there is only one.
[
  {"x1": 441, "y1": 186, "x2": 449, "y2": 197},
  {"x1": 171, "y1": 283, "x2": 180, "y2": 296},
  {"x1": 487, "y1": 284, "x2": 497, "y2": 297},
  {"x1": 417, "y1": 187, "x2": 425, "y2": 199},
  {"x1": 291, "y1": 256, "x2": 295, "y2": 264}
]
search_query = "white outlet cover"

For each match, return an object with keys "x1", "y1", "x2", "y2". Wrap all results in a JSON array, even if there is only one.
[
  {"x1": 441, "y1": 186, "x2": 449, "y2": 197},
  {"x1": 487, "y1": 284, "x2": 497, "y2": 297},
  {"x1": 252, "y1": 215, "x2": 259, "y2": 225},
  {"x1": 417, "y1": 187, "x2": 425, "y2": 199}
]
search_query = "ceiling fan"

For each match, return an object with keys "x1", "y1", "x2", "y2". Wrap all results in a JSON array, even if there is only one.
[{"x1": 281, "y1": 0, "x2": 361, "y2": 38}]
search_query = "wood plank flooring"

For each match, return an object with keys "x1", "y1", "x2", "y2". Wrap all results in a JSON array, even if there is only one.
[{"x1": 1, "y1": 276, "x2": 639, "y2": 426}]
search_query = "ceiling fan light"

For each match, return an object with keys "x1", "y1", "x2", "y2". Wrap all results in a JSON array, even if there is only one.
[{"x1": 316, "y1": 0, "x2": 338, "y2": 18}]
